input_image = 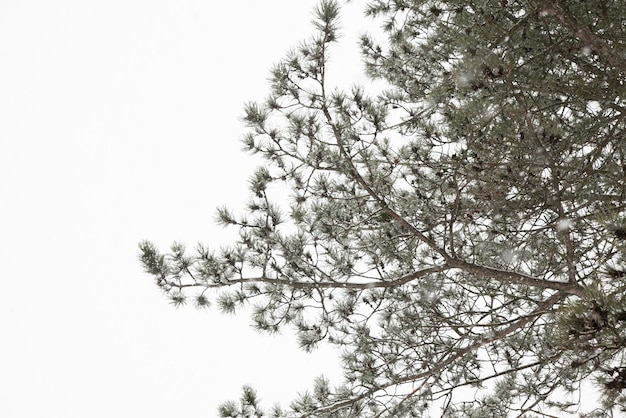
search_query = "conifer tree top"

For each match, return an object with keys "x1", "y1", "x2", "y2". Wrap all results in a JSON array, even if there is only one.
[{"x1": 140, "y1": 1, "x2": 626, "y2": 416}]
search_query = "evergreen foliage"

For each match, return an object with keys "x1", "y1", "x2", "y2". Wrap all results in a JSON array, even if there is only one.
[{"x1": 139, "y1": 0, "x2": 626, "y2": 416}]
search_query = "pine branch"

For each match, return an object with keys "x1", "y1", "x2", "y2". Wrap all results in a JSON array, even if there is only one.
[{"x1": 538, "y1": 0, "x2": 626, "y2": 73}]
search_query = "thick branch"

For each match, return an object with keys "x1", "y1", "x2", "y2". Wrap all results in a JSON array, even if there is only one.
[
  {"x1": 164, "y1": 265, "x2": 449, "y2": 291},
  {"x1": 448, "y1": 259, "x2": 585, "y2": 296}
]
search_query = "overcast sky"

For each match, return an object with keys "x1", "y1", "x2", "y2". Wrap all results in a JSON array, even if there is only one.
[{"x1": 0, "y1": 1, "x2": 371, "y2": 416}]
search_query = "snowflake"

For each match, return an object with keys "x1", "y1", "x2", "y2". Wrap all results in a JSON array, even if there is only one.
[{"x1": 556, "y1": 218, "x2": 573, "y2": 232}]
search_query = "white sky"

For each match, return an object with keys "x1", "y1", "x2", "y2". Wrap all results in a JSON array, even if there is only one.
[{"x1": 0, "y1": 1, "x2": 371, "y2": 416}]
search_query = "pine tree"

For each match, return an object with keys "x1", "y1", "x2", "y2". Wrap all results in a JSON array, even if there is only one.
[{"x1": 139, "y1": 0, "x2": 626, "y2": 416}]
